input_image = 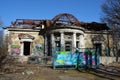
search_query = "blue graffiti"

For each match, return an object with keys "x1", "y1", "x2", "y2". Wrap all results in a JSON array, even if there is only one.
[{"x1": 53, "y1": 49, "x2": 100, "y2": 69}]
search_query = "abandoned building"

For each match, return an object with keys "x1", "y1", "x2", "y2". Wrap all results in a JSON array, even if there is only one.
[{"x1": 3, "y1": 13, "x2": 114, "y2": 64}]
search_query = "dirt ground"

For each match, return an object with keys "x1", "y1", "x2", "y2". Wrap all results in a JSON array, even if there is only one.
[
  {"x1": 0, "y1": 55, "x2": 120, "y2": 80},
  {"x1": 0, "y1": 62, "x2": 120, "y2": 80}
]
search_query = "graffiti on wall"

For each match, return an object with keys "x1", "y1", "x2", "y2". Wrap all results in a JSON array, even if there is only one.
[
  {"x1": 11, "y1": 45, "x2": 20, "y2": 55},
  {"x1": 32, "y1": 44, "x2": 43, "y2": 57},
  {"x1": 53, "y1": 49, "x2": 100, "y2": 69}
]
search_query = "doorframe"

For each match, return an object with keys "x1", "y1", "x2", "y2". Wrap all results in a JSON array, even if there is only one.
[
  {"x1": 20, "y1": 39, "x2": 33, "y2": 56},
  {"x1": 23, "y1": 41, "x2": 31, "y2": 56},
  {"x1": 94, "y1": 43, "x2": 102, "y2": 56}
]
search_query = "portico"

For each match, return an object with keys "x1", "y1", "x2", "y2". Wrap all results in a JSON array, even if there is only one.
[{"x1": 48, "y1": 29, "x2": 85, "y2": 53}]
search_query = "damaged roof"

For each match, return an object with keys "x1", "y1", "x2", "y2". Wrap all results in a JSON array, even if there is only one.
[{"x1": 10, "y1": 13, "x2": 109, "y2": 31}]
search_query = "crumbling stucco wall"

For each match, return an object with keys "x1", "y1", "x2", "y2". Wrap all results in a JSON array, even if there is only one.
[
  {"x1": 100, "y1": 57, "x2": 120, "y2": 65},
  {"x1": 8, "y1": 29, "x2": 44, "y2": 56},
  {"x1": 84, "y1": 32, "x2": 113, "y2": 56}
]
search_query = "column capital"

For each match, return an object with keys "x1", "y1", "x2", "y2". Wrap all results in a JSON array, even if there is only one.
[{"x1": 73, "y1": 32, "x2": 76, "y2": 34}]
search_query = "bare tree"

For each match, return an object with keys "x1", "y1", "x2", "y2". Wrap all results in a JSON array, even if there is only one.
[
  {"x1": 101, "y1": 0, "x2": 120, "y2": 62},
  {"x1": 0, "y1": 17, "x2": 8, "y2": 70}
]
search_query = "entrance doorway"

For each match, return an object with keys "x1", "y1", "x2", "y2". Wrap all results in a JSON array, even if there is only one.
[
  {"x1": 94, "y1": 43, "x2": 102, "y2": 56},
  {"x1": 24, "y1": 42, "x2": 31, "y2": 56}
]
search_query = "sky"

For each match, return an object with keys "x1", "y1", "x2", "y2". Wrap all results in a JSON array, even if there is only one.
[{"x1": 0, "y1": 0, "x2": 105, "y2": 29}]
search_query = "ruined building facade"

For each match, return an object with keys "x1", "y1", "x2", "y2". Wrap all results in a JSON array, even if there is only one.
[{"x1": 3, "y1": 13, "x2": 113, "y2": 57}]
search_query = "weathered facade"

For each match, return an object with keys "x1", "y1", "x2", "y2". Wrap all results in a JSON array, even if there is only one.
[
  {"x1": 3, "y1": 13, "x2": 113, "y2": 58},
  {"x1": 3, "y1": 28, "x2": 44, "y2": 57}
]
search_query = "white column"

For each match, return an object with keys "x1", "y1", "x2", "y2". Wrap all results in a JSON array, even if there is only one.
[
  {"x1": 60, "y1": 32, "x2": 64, "y2": 50},
  {"x1": 20, "y1": 42, "x2": 23, "y2": 56},
  {"x1": 73, "y1": 32, "x2": 76, "y2": 48},
  {"x1": 51, "y1": 33, "x2": 55, "y2": 55},
  {"x1": 79, "y1": 34, "x2": 85, "y2": 48},
  {"x1": 51, "y1": 33, "x2": 55, "y2": 48}
]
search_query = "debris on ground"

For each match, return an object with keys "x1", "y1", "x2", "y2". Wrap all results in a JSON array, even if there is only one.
[{"x1": 0, "y1": 56, "x2": 120, "y2": 80}]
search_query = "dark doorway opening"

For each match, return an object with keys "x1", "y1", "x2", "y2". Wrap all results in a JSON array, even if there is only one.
[
  {"x1": 47, "y1": 35, "x2": 51, "y2": 56},
  {"x1": 24, "y1": 42, "x2": 31, "y2": 56},
  {"x1": 94, "y1": 43, "x2": 102, "y2": 56}
]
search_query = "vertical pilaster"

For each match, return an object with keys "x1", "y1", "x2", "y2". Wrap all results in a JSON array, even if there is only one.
[
  {"x1": 30, "y1": 42, "x2": 33, "y2": 55},
  {"x1": 79, "y1": 34, "x2": 85, "y2": 48},
  {"x1": 20, "y1": 42, "x2": 23, "y2": 56}
]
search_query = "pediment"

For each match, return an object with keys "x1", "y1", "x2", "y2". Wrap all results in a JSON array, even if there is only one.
[
  {"x1": 18, "y1": 33, "x2": 35, "y2": 40},
  {"x1": 92, "y1": 35, "x2": 105, "y2": 43}
]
